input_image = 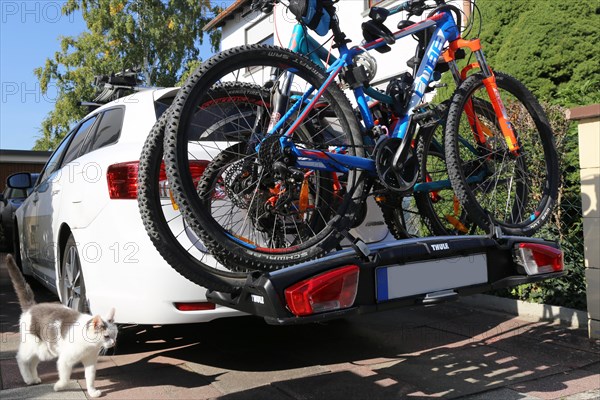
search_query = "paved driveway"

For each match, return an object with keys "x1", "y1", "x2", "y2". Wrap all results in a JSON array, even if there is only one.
[{"x1": 1, "y1": 253, "x2": 598, "y2": 399}]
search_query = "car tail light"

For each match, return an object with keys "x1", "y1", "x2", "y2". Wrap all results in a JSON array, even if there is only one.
[
  {"x1": 107, "y1": 162, "x2": 139, "y2": 199},
  {"x1": 285, "y1": 265, "x2": 359, "y2": 317},
  {"x1": 174, "y1": 302, "x2": 216, "y2": 311},
  {"x1": 515, "y1": 243, "x2": 563, "y2": 275},
  {"x1": 157, "y1": 160, "x2": 209, "y2": 185},
  {"x1": 107, "y1": 160, "x2": 209, "y2": 200},
  {"x1": 158, "y1": 161, "x2": 209, "y2": 210}
]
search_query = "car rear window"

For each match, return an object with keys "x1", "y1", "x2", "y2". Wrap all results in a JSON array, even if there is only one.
[
  {"x1": 62, "y1": 115, "x2": 100, "y2": 165},
  {"x1": 85, "y1": 107, "x2": 125, "y2": 153},
  {"x1": 154, "y1": 97, "x2": 174, "y2": 119}
]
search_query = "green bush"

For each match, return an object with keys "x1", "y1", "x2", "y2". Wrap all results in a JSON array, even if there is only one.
[{"x1": 476, "y1": 0, "x2": 600, "y2": 107}]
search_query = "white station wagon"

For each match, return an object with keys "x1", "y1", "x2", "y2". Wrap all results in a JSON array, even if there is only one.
[{"x1": 9, "y1": 86, "x2": 396, "y2": 325}]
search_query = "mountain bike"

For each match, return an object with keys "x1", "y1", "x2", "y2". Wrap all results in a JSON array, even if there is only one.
[
  {"x1": 138, "y1": 0, "x2": 454, "y2": 289},
  {"x1": 137, "y1": 2, "x2": 442, "y2": 290},
  {"x1": 153, "y1": 0, "x2": 558, "y2": 287}
]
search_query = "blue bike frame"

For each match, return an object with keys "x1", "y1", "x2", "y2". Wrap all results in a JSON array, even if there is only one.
[{"x1": 267, "y1": 9, "x2": 460, "y2": 176}]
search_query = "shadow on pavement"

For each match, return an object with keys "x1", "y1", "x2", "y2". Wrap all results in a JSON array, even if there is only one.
[{"x1": 1, "y1": 252, "x2": 599, "y2": 399}]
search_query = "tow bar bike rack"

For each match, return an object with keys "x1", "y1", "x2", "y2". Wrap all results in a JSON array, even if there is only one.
[{"x1": 207, "y1": 234, "x2": 565, "y2": 325}]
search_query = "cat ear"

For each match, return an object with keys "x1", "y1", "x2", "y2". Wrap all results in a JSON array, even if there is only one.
[
  {"x1": 105, "y1": 308, "x2": 115, "y2": 323},
  {"x1": 92, "y1": 315, "x2": 104, "y2": 330}
]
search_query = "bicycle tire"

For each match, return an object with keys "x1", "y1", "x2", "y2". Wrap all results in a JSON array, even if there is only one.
[
  {"x1": 413, "y1": 100, "x2": 497, "y2": 236},
  {"x1": 164, "y1": 45, "x2": 365, "y2": 270},
  {"x1": 444, "y1": 72, "x2": 559, "y2": 236},
  {"x1": 138, "y1": 86, "x2": 269, "y2": 292},
  {"x1": 378, "y1": 191, "x2": 428, "y2": 239}
]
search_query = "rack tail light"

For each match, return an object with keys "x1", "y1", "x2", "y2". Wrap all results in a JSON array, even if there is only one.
[
  {"x1": 284, "y1": 265, "x2": 360, "y2": 317},
  {"x1": 515, "y1": 243, "x2": 563, "y2": 275}
]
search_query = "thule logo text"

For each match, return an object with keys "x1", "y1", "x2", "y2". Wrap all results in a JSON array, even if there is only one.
[{"x1": 431, "y1": 243, "x2": 450, "y2": 251}]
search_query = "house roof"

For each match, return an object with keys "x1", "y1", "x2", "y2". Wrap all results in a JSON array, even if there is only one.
[
  {"x1": 0, "y1": 149, "x2": 52, "y2": 164},
  {"x1": 204, "y1": 0, "x2": 251, "y2": 32}
]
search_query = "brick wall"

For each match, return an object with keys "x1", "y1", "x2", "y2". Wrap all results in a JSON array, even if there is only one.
[{"x1": 0, "y1": 162, "x2": 46, "y2": 192}]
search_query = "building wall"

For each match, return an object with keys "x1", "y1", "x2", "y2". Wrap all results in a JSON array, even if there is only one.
[
  {"x1": 219, "y1": 0, "x2": 454, "y2": 93},
  {"x1": 569, "y1": 104, "x2": 600, "y2": 339},
  {"x1": 0, "y1": 163, "x2": 45, "y2": 191},
  {"x1": 0, "y1": 150, "x2": 50, "y2": 191}
]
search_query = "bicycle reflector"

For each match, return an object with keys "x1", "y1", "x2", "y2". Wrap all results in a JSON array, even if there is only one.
[
  {"x1": 515, "y1": 243, "x2": 563, "y2": 275},
  {"x1": 284, "y1": 265, "x2": 360, "y2": 317}
]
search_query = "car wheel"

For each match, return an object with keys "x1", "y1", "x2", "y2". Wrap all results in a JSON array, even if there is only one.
[{"x1": 60, "y1": 234, "x2": 89, "y2": 313}]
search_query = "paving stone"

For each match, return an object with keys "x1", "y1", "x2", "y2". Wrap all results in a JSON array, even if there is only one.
[
  {"x1": 214, "y1": 385, "x2": 294, "y2": 400},
  {"x1": 0, "y1": 382, "x2": 85, "y2": 400},
  {"x1": 1, "y1": 253, "x2": 598, "y2": 400},
  {"x1": 274, "y1": 369, "x2": 417, "y2": 400},
  {"x1": 187, "y1": 361, "x2": 328, "y2": 395},
  {"x1": 509, "y1": 370, "x2": 600, "y2": 400},
  {"x1": 562, "y1": 388, "x2": 600, "y2": 400},
  {"x1": 456, "y1": 387, "x2": 542, "y2": 399},
  {"x1": 0, "y1": 332, "x2": 20, "y2": 359},
  {"x1": 371, "y1": 341, "x2": 566, "y2": 399},
  {"x1": 81, "y1": 363, "x2": 221, "y2": 399}
]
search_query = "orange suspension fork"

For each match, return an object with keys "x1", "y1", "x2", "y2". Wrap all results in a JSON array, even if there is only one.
[
  {"x1": 481, "y1": 74, "x2": 520, "y2": 153},
  {"x1": 445, "y1": 38, "x2": 520, "y2": 154}
]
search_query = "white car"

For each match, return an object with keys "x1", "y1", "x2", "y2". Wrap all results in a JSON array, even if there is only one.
[{"x1": 10, "y1": 87, "x2": 395, "y2": 325}]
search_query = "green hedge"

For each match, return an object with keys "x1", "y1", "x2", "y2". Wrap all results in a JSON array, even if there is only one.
[{"x1": 471, "y1": 0, "x2": 596, "y2": 310}]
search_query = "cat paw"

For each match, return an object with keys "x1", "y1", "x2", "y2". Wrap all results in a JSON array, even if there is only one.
[
  {"x1": 25, "y1": 377, "x2": 41, "y2": 385},
  {"x1": 88, "y1": 389, "x2": 102, "y2": 398},
  {"x1": 53, "y1": 381, "x2": 68, "y2": 392}
]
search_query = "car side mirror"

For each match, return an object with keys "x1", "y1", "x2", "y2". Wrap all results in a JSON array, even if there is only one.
[{"x1": 7, "y1": 172, "x2": 33, "y2": 190}]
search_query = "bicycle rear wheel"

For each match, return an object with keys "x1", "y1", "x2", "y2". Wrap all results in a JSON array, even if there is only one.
[
  {"x1": 413, "y1": 101, "x2": 499, "y2": 236},
  {"x1": 164, "y1": 45, "x2": 365, "y2": 271},
  {"x1": 444, "y1": 72, "x2": 559, "y2": 236}
]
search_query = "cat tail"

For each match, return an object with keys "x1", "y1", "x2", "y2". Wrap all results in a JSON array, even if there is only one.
[{"x1": 5, "y1": 254, "x2": 36, "y2": 311}]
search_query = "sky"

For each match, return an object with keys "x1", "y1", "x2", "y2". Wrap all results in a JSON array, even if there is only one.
[
  {"x1": 0, "y1": 1, "x2": 220, "y2": 151},
  {"x1": 1, "y1": 1, "x2": 88, "y2": 150}
]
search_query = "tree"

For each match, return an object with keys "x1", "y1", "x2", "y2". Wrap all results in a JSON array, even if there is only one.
[{"x1": 34, "y1": 0, "x2": 222, "y2": 150}]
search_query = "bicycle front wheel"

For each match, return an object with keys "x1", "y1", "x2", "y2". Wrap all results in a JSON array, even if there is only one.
[
  {"x1": 165, "y1": 45, "x2": 365, "y2": 271},
  {"x1": 444, "y1": 72, "x2": 559, "y2": 236}
]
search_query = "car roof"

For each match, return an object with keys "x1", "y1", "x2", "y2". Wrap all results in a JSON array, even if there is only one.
[{"x1": 81, "y1": 87, "x2": 179, "y2": 119}]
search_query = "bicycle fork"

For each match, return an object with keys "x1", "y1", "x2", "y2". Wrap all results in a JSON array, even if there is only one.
[{"x1": 445, "y1": 38, "x2": 520, "y2": 155}]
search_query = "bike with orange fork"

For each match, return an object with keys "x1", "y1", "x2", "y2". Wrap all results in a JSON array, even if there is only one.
[{"x1": 160, "y1": 0, "x2": 560, "y2": 279}]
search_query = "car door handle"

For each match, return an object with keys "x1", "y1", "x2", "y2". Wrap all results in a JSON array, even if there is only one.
[{"x1": 51, "y1": 190, "x2": 60, "y2": 196}]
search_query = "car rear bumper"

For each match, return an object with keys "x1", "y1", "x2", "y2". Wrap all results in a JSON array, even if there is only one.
[{"x1": 72, "y1": 201, "x2": 243, "y2": 324}]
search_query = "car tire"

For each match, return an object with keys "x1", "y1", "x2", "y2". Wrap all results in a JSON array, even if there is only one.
[{"x1": 60, "y1": 233, "x2": 89, "y2": 313}]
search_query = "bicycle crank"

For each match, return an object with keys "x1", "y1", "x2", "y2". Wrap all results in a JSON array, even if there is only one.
[{"x1": 375, "y1": 137, "x2": 419, "y2": 193}]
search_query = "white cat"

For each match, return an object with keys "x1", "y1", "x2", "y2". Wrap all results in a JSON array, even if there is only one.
[{"x1": 5, "y1": 254, "x2": 117, "y2": 398}]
